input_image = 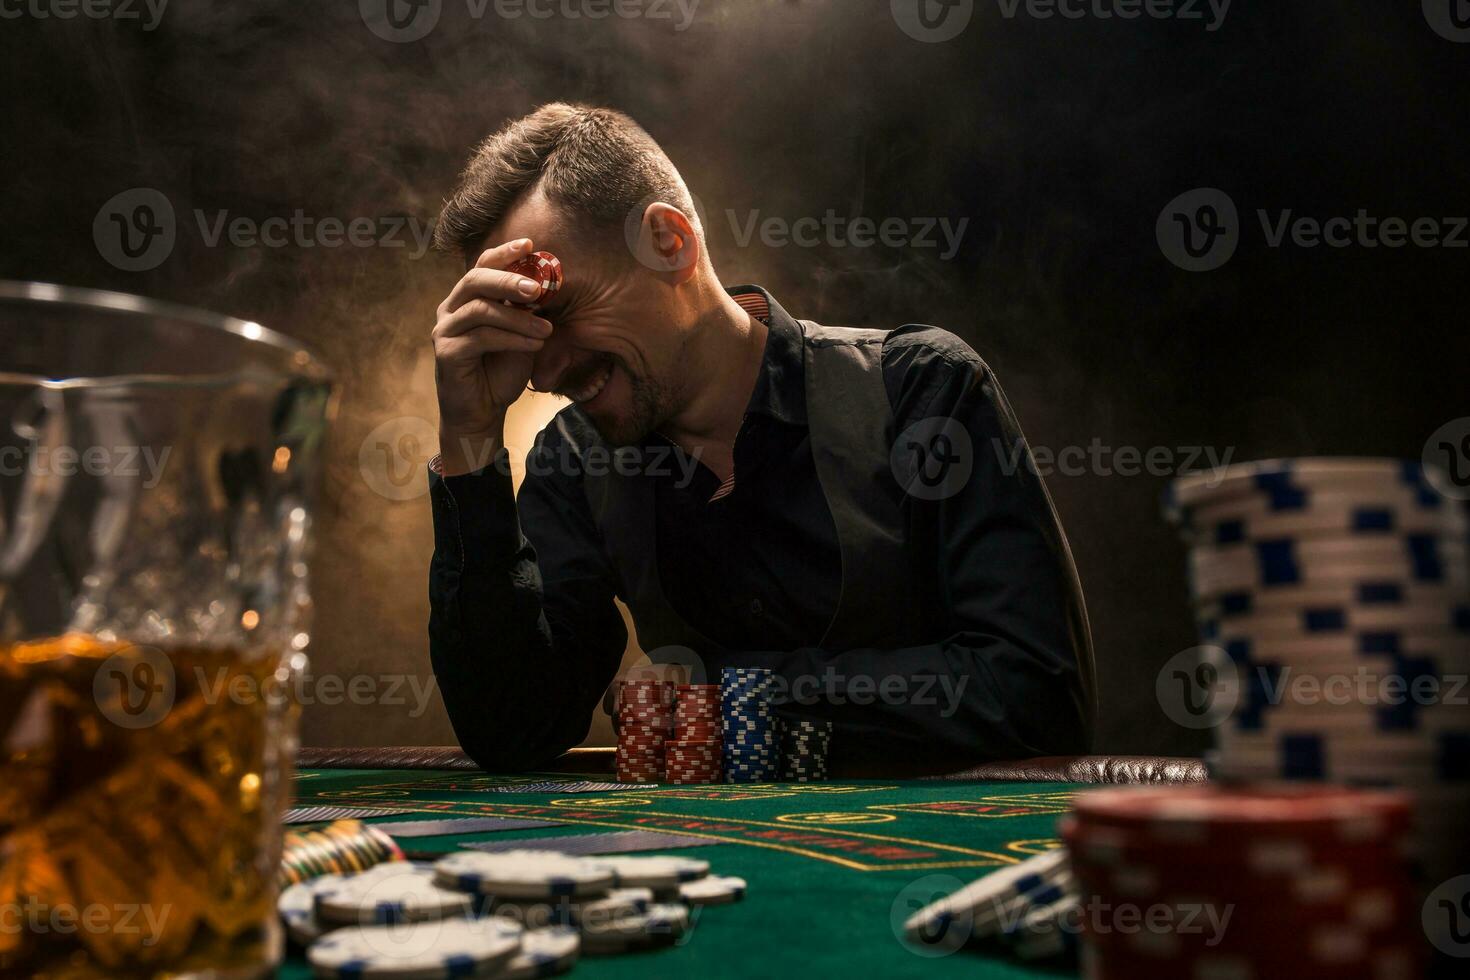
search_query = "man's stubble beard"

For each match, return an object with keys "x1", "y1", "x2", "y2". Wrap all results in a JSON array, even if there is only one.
[{"x1": 587, "y1": 354, "x2": 685, "y2": 449}]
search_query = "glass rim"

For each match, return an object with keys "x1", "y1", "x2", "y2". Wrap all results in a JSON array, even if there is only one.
[{"x1": 0, "y1": 280, "x2": 332, "y2": 389}]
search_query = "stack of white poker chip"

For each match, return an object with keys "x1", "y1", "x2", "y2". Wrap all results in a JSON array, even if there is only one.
[
  {"x1": 285, "y1": 848, "x2": 747, "y2": 975},
  {"x1": 1166, "y1": 457, "x2": 1470, "y2": 886}
]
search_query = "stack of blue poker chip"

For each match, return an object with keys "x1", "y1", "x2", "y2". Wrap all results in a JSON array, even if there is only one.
[
  {"x1": 1166, "y1": 457, "x2": 1470, "y2": 885},
  {"x1": 720, "y1": 667, "x2": 779, "y2": 782},
  {"x1": 778, "y1": 719, "x2": 833, "y2": 782}
]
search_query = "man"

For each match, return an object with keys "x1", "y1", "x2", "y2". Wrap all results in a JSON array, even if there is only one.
[{"x1": 427, "y1": 103, "x2": 1095, "y2": 774}]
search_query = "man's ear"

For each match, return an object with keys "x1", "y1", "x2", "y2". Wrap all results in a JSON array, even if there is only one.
[{"x1": 634, "y1": 202, "x2": 701, "y2": 283}]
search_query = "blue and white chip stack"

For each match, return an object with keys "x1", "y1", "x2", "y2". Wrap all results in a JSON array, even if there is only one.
[
  {"x1": 1166, "y1": 457, "x2": 1470, "y2": 886},
  {"x1": 720, "y1": 667, "x2": 779, "y2": 782}
]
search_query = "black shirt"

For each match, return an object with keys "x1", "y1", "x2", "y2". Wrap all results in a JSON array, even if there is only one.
[{"x1": 428, "y1": 286, "x2": 1092, "y2": 771}]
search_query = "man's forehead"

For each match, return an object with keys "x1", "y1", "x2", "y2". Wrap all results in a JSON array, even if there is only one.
[{"x1": 484, "y1": 186, "x2": 561, "y2": 247}]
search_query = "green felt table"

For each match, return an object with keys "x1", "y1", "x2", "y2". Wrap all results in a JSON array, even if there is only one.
[{"x1": 278, "y1": 768, "x2": 1084, "y2": 979}]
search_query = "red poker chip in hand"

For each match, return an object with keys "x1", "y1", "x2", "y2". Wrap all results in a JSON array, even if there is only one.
[{"x1": 504, "y1": 250, "x2": 563, "y2": 306}]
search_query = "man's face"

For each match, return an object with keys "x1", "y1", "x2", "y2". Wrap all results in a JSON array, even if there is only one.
[{"x1": 482, "y1": 189, "x2": 693, "y2": 447}]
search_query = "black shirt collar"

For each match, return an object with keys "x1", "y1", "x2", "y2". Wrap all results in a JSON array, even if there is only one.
[{"x1": 727, "y1": 284, "x2": 807, "y2": 426}]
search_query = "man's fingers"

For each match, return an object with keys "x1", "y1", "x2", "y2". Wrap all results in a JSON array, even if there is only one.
[
  {"x1": 443, "y1": 267, "x2": 547, "y2": 316},
  {"x1": 436, "y1": 328, "x2": 545, "y2": 360},
  {"x1": 435, "y1": 299, "x2": 552, "y2": 341},
  {"x1": 475, "y1": 238, "x2": 534, "y2": 271}
]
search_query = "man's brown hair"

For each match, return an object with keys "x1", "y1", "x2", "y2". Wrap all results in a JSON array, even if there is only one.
[{"x1": 434, "y1": 103, "x2": 695, "y2": 259}]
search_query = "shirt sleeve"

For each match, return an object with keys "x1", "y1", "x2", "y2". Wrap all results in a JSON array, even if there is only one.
[
  {"x1": 427, "y1": 426, "x2": 628, "y2": 771},
  {"x1": 754, "y1": 327, "x2": 1093, "y2": 770}
]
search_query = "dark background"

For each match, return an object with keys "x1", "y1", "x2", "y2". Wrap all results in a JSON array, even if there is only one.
[{"x1": 1, "y1": 0, "x2": 1466, "y2": 756}]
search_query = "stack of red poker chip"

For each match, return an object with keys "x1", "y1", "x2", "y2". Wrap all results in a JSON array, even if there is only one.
[
  {"x1": 503, "y1": 250, "x2": 563, "y2": 307},
  {"x1": 616, "y1": 679, "x2": 673, "y2": 784},
  {"x1": 666, "y1": 684, "x2": 722, "y2": 784},
  {"x1": 1064, "y1": 785, "x2": 1421, "y2": 980}
]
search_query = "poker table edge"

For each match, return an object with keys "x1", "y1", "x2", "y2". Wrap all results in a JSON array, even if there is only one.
[{"x1": 295, "y1": 747, "x2": 1207, "y2": 784}]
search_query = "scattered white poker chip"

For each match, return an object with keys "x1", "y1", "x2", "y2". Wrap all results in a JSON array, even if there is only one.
[
  {"x1": 903, "y1": 850, "x2": 1071, "y2": 946},
  {"x1": 279, "y1": 877, "x2": 330, "y2": 947},
  {"x1": 434, "y1": 850, "x2": 615, "y2": 899},
  {"x1": 499, "y1": 926, "x2": 580, "y2": 980},
  {"x1": 487, "y1": 887, "x2": 652, "y2": 930},
  {"x1": 280, "y1": 863, "x2": 422, "y2": 946},
  {"x1": 307, "y1": 916, "x2": 523, "y2": 978},
  {"x1": 678, "y1": 875, "x2": 746, "y2": 905},
  {"x1": 580, "y1": 902, "x2": 691, "y2": 954},
  {"x1": 314, "y1": 864, "x2": 474, "y2": 926},
  {"x1": 594, "y1": 854, "x2": 710, "y2": 890}
]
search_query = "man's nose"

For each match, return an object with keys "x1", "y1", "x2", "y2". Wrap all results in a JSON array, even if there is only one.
[{"x1": 529, "y1": 327, "x2": 575, "y2": 393}]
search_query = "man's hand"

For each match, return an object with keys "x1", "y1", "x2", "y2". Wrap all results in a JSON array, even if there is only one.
[{"x1": 432, "y1": 239, "x2": 555, "y2": 476}]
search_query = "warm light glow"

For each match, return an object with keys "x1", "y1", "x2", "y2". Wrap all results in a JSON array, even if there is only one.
[
  {"x1": 241, "y1": 609, "x2": 260, "y2": 630},
  {"x1": 272, "y1": 446, "x2": 291, "y2": 472}
]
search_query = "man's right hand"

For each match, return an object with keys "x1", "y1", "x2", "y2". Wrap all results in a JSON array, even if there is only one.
[{"x1": 432, "y1": 239, "x2": 555, "y2": 476}]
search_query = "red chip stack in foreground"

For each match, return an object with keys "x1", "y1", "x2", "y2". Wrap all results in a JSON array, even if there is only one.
[
  {"x1": 616, "y1": 679, "x2": 673, "y2": 784},
  {"x1": 504, "y1": 250, "x2": 562, "y2": 306},
  {"x1": 667, "y1": 684, "x2": 722, "y2": 784},
  {"x1": 1064, "y1": 785, "x2": 1420, "y2": 980}
]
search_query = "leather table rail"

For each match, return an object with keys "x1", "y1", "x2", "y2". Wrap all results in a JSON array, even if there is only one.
[{"x1": 297, "y1": 746, "x2": 1208, "y2": 784}]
